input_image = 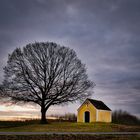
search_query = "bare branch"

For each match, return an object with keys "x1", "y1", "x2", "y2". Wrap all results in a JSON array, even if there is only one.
[{"x1": 0, "y1": 42, "x2": 94, "y2": 123}]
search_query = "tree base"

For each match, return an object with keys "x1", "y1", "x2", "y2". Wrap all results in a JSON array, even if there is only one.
[{"x1": 40, "y1": 119, "x2": 48, "y2": 124}]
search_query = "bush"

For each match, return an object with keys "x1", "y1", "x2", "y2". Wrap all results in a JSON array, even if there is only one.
[
  {"x1": 59, "y1": 113, "x2": 77, "y2": 122},
  {"x1": 112, "y1": 110, "x2": 140, "y2": 125},
  {"x1": 49, "y1": 113, "x2": 77, "y2": 122}
]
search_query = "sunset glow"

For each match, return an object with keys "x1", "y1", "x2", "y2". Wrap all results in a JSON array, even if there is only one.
[{"x1": 0, "y1": 0, "x2": 140, "y2": 120}]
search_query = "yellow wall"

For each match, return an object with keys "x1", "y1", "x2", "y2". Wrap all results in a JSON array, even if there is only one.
[
  {"x1": 77, "y1": 100, "x2": 112, "y2": 123},
  {"x1": 98, "y1": 110, "x2": 112, "y2": 122},
  {"x1": 77, "y1": 100, "x2": 97, "y2": 122}
]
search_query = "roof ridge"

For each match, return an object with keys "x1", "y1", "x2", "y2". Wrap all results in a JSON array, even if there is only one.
[
  {"x1": 87, "y1": 98, "x2": 111, "y2": 111},
  {"x1": 87, "y1": 98, "x2": 102, "y2": 102}
]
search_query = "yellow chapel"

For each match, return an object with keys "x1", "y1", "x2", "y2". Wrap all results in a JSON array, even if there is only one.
[{"x1": 77, "y1": 98, "x2": 112, "y2": 123}]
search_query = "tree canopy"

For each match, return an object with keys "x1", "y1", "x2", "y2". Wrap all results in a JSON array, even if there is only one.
[{"x1": 0, "y1": 42, "x2": 94, "y2": 123}]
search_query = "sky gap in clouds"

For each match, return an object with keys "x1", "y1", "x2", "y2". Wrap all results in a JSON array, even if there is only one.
[{"x1": 0, "y1": 0, "x2": 140, "y2": 118}]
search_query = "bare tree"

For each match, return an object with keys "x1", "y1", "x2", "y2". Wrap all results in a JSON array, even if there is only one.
[{"x1": 0, "y1": 42, "x2": 94, "y2": 123}]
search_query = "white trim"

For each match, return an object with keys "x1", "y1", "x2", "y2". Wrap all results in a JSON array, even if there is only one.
[
  {"x1": 96, "y1": 109, "x2": 98, "y2": 122},
  {"x1": 83, "y1": 112, "x2": 85, "y2": 122},
  {"x1": 77, "y1": 99, "x2": 89, "y2": 111},
  {"x1": 110, "y1": 111, "x2": 112, "y2": 122},
  {"x1": 98, "y1": 109, "x2": 112, "y2": 112}
]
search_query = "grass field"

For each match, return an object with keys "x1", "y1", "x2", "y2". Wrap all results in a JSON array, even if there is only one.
[{"x1": 0, "y1": 120, "x2": 140, "y2": 132}]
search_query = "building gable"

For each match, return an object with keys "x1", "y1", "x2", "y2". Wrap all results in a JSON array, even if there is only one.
[{"x1": 78, "y1": 98, "x2": 111, "y2": 111}]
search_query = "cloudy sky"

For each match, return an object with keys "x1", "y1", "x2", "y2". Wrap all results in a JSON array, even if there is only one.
[{"x1": 0, "y1": 0, "x2": 140, "y2": 119}]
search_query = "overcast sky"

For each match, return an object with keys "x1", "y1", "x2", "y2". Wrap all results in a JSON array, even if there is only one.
[{"x1": 0, "y1": 0, "x2": 140, "y2": 119}]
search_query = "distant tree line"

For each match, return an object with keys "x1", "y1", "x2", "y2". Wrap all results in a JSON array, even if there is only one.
[
  {"x1": 112, "y1": 110, "x2": 140, "y2": 125},
  {"x1": 49, "y1": 113, "x2": 77, "y2": 122},
  {"x1": 59, "y1": 113, "x2": 77, "y2": 121},
  {"x1": 49, "y1": 110, "x2": 140, "y2": 124}
]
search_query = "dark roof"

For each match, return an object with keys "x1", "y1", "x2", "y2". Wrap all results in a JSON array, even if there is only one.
[{"x1": 87, "y1": 98, "x2": 111, "y2": 111}]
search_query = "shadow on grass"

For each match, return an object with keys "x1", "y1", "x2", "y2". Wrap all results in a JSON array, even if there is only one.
[{"x1": 0, "y1": 119, "x2": 41, "y2": 129}]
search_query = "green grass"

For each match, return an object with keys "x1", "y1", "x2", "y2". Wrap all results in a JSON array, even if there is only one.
[{"x1": 0, "y1": 120, "x2": 140, "y2": 132}]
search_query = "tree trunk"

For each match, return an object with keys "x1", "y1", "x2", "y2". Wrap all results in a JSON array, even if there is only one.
[{"x1": 40, "y1": 106, "x2": 47, "y2": 124}]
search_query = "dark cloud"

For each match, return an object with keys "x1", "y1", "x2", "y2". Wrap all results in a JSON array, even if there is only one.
[{"x1": 0, "y1": 0, "x2": 140, "y2": 117}]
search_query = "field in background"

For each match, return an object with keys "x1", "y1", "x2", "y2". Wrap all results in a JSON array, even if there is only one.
[{"x1": 0, "y1": 120, "x2": 139, "y2": 132}]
